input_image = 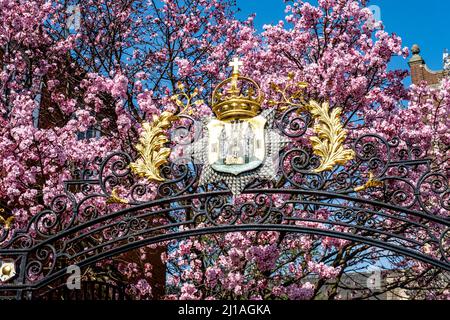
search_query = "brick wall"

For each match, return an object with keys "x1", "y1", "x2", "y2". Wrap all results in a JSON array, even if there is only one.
[{"x1": 409, "y1": 44, "x2": 446, "y2": 86}]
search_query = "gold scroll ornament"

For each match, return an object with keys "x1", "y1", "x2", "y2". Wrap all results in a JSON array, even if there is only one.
[
  {"x1": 129, "y1": 111, "x2": 179, "y2": 182},
  {"x1": 354, "y1": 172, "x2": 383, "y2": 192},
  {"x1": 0, "y1": 208, "x2": 14, "y2": 230}
]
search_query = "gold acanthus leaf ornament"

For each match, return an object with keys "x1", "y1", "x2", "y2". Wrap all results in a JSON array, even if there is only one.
[
  {"x1": 129, "y1": 83, "x2": 202, "y2": 183},
  {"x1": 308, "y1": 100, "x2": 355, "y2": 173},
  {"x1": 129, "y1": 111, "x2": 179, "y2": 182},
  {"x1": 264, "y1": 74, "x2": 355, "y2": 173}
]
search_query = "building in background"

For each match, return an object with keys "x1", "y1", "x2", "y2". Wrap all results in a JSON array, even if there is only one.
[{"x1": 408, "y1": 44, "x2": 449, "y2": 86}]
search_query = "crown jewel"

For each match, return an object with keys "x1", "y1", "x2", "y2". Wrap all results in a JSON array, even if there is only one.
[{"x1": 212, "y1": 57, "x2": 264, "y2": 121}]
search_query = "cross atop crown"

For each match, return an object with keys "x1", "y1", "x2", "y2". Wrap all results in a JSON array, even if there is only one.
[
  {"x1": 211, "y1": 56, "x2": 263, "y2": 120},
  {"x1": 229, "y1": 57, "x2": 243, "y2": 76}
]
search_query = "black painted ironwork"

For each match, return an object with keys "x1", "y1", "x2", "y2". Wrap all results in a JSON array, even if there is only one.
[
  {"x1": 0, "y1": 109, "x2": 449, "y2": 299},
  {"x1": 35, "y1": 281, "x2": 129, "y2": 300}
]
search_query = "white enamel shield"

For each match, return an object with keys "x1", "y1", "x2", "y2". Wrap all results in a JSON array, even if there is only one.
[{"x1": 206, "y1": 115, "x2": 266, "y2": 176}]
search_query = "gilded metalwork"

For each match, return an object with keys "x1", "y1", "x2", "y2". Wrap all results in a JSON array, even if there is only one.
[
  {"x1": 171, "y1": 83, "x2": 204, "y2": 116},
  {"x1": 207, "y1": 116, "x2": 266, "y2": 174},
  {"x1": 0, "y1": 209, "x2": 14, "y2": 231},
  {"x1": 354, "y1": 172, "x2": 384, "y2": 192},
  {"x1": 0, "y1": 261, "x2": 16, "y2": 282},
  {"x1": 130, "y1": 83, "x2": 203, "y2": 183},
  {"x1": 130, "y1": 65, "x2": 354, "y2": 185},
  {"x1": 308, "y1": 100, "x2": 355, "y2": 173},
  {"x1": 189, "y1": 109, "x2": 290, "y2": 195},
  {"x1": 106, "y1": 188, "x2": 129, "y2": 204},
  {"x1": 129, "y1": 111, "x2": 178, "y2": 182},
  {"x1": 268, "y1": 72, "x2": 308, "y2": 111},
  {"x1": 212, "y1": 57, "x2": 264, "y2": 121},
  {"x1": 188, "y1": 60, "x2": 290, "y2": 195}
]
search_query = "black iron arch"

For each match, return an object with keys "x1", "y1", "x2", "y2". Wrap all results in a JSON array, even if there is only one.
[
  {"x1": 0, "y1": 218, "x2": 449, "y2": 299},
  {"x1": 0, "y1": 111, "x2": 449, "y2": 299},
  {"x1": 34, "y1": 280, "x2": 129, "y2": 300}
]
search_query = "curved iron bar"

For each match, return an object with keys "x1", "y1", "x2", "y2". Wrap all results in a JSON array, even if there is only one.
[
  {"x1": 2, "y1": 188, "x2": 448, "y2": 251},
  {"x1": 0, "y1": 120, "x2": 448, "y2": 298},
  {"x1": 0, "y1": 188, "x2": 448, "y2": 291},
  {"x1": 1, "y1": 223, "x2": 449, "y2": 294},
  {"x1": 36, "y1": 194, "x2": 439, "y2": 263}
]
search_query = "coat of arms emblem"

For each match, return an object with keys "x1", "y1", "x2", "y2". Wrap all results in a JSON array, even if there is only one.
[
  {"x1": 188, "y1": 58, "x2": 290, "y2": 195},
  {"x1": 206, "y1": 116, "x2": 266, "y2": 175}
]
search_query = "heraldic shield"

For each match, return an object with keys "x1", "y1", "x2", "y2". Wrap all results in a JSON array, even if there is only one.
[
  {"x1": 207, "y1": 116, "x2": 266, "y2": 176},
  {"x1": 185, "y1": 58, "x2": 290, "y2": 196}
]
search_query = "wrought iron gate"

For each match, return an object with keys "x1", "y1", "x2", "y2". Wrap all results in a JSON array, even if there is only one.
[{"x1": 0, "y1": 67, "x2": 449, "y2": 300}]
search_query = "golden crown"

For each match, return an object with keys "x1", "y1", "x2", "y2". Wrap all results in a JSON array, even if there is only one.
[{"x1": 211, "y1": 58, "x2": 264, "y2": 121}]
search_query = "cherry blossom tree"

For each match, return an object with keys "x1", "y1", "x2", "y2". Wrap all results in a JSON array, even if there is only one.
[
  {"x1": 0, "y1": 0, "x2": 448, "y2": 300},
  {"x1": 161, "y1": 0, "x2": 449, "y2": 300},
  {"x1": 0, "y1": 0, "x2": 256, "y2": 299},
  {"x1": 0, "y1": 0, "x2": 252, "y2": 226}
]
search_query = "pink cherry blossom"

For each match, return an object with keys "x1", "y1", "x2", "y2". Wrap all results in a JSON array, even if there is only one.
[{"x1": 0, "y1": 0, "x2": 448, "y2": 300}]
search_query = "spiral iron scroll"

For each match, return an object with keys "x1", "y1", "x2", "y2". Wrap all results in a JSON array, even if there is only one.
[{"x1": 0, "y1": 110, "x2": 449, "y2": 297}]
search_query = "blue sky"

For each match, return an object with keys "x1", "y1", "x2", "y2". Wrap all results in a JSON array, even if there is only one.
[{"x1": 236, "y1": 0, "x2": 450, "y2": 83}]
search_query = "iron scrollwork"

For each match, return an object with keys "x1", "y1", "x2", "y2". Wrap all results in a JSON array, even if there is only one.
[
  {"x1": 0, "y1": 126, "x2": 449, "y2": 298},
  {"x1": 0, "y1": 67, "x2": 449, "y2": 299}
]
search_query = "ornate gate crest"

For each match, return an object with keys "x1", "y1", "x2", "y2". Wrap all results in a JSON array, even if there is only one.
[
  {"x1": 128, "y1": 58, "x2": 356, "y2": 194},
  {"x1": 207, "y1": 117, "x2": 266, "y2": 175},
  {"x1": 190, "y1": 109, "x2": 289, "y2": 195},
  {"x1": 187, "y1": 58, "x2": 290, "y2": 195},
  {"x1": 1, "y1": 57, "x2": 449, "y2": 300}
]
